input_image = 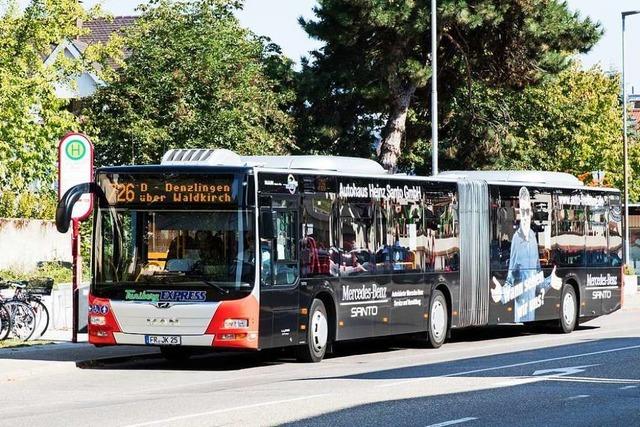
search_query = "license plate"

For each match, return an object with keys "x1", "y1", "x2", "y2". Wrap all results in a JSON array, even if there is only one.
[{"x1": 145, "y1": 335, "x2": 181, "y2": 346}]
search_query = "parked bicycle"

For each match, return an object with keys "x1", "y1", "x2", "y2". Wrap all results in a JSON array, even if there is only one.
[
  {"x1": 0, "y1": 293, "x2": 36, "y2": 341},
  {"x1": 0, "y1": 278, "x2": 52, "y2": 341}
]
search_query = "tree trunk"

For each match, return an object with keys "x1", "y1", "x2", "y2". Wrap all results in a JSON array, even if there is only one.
[{"x1": 378, "y1": 83, "x2": 416, "y2": 173}]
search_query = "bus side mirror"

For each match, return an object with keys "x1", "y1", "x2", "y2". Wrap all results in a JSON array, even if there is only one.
[
  {"x1": 260, "y1": 210, "x2": 275, "y2": 240},
  {"x1": 56, "y1": 183, "x2": 96, "y2": 233}
]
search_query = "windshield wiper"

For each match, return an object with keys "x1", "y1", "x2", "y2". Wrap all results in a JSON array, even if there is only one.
[
  {"x1": 198, "y1": 280, "x2": 230, "y2": 294},
  {"x1": 93, "y1": 282, "x2": 136, "y2": 292}
]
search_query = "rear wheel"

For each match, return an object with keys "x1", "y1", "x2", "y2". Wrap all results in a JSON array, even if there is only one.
[
  {"x1": 296, "y1": 299, "x2": 329, "y2": 363},
  {"x1": 28, "y1": 299, "x2": 49, "y2": 340},
  {"x1": 160, "y1": 346, "x2": 192, "y2": 362},
  {"x1": 427, "y1": 290, "x2": 448, "y2": 348},
  {"x1": 559, "y1": 284, "x2": 577, "y2": 333},
  {"x1": 0, "y1": 305, "x2": 11, "y2": 340}
]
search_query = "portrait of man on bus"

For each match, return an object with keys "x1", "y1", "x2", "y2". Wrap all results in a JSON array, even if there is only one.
[{"x1": 491, "y1": 186, "x2": 562, "y2": 322}]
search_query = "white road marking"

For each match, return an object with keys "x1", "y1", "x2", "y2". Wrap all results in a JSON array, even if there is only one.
[
  {"x1": 122, "y1": 393, "x2": 330, "y2": 427},
  {"x1": 493, "y1": 375, "x2": 640, "y2": 388},
  {"x1": 548, "y1": 376, "x2": 640, "y2": 384},
  {"x1": 426, "y1": 417, "x2": 478, "y2": 427},
  {"x1": 565, "y1": 394, "x2": 590, "y2": 400},
  {"x1": 533, "y1": 364, "x2": 599, "y2": 377},
  {"x1": 492, "y1": 378, "x2": 540, "y2": 387},
  {"x1": 619, "y1": 385, "x2": 639, "y2": 390},
  {"x1": 377, "y1": 344, "x2": 640, "y2": 388},
  {"x1": 370, "y1": 324, "x2": 640, "y2": 365}
]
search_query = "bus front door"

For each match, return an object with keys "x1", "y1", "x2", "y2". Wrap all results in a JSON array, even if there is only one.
[{"x1": 259, "y1": 196, "x2": 301, "y2": 349}]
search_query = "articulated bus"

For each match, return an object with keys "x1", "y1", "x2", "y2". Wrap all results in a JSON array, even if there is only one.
[{"x1": 56, "y1": 149, "x2": 623, "y2": 362}]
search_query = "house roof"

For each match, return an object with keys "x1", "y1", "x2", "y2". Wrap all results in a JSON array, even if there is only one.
[{"x1": 78, "y1": 16, "x2": 137, "y2": 45}]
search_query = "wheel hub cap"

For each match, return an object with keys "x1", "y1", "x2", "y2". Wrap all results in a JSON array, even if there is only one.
[
  {"x1": 563, "y1": 292, "x2": 575, "y2": 325},
  {"x1": 311, "y1": 310, "x2": 328, "y2": 353},
  {"x1": 431, "y1": 300, "x2": 446, "y2": 340}
]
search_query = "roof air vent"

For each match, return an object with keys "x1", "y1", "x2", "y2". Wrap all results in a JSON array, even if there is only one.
[{"x1": 161, "y1": 148, "x2": 245, "y2": 167}]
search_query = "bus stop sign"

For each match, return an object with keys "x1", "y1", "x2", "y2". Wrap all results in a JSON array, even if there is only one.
[{"x1": 58, "y1": 132, "x2": 94, "y2": 221}]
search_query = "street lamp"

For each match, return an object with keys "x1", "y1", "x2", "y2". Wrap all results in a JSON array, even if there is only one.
[
  {"x1": 622, "y1": 10, "x2": 640, "y2": 265},
  {"x1": 431, "y1": 0, "x2": 438, "y2": 176}
]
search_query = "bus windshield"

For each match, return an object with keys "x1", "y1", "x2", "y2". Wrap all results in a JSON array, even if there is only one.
[{"x1": 94, "y1": 208, "x2": 256, "y2": 297}]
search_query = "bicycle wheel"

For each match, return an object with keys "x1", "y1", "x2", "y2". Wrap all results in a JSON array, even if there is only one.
[
  {"x1": 6, "y1": 301, "x2": 36, "y2": 341},
  {"x1": 28, "y1": 299, "x2": 50, "y2": 340},
  {"x1": 0, "y1": 304, "x2": 10, "y2": 340}
]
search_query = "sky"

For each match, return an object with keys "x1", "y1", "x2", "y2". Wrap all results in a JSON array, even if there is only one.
[{"x1": 16, "y1": 0, "x2": 640, "y2": 92}]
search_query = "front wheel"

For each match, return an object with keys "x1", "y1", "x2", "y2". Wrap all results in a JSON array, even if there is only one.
[
  {"x1": 6, "y1": 301, "x2": 36, "y2": 341},
  {"x1": 427, "y1": 290, "x2": 448, "y2": 348},
  {"x1": 296, "y1": 299, "x2": 329, "y2": 363},
  {"x1": 0, "y1": 305, "x2": 11, "y2": 340},
  {"x1": 559, "y1": 284, "x2": 577, "y2": 333}
]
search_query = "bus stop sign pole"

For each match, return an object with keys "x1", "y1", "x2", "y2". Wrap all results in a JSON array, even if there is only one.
[
  {"x1": 71, "y1": 219, "x2": 80, "y2": 343},
  {"x1": 58, "y1": 133, "x2": 94, "y2": 344}
]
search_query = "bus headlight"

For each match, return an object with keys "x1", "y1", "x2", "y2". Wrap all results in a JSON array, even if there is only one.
[{"x1": 223, "y1": 318, "x2": 248, "y2": 329}]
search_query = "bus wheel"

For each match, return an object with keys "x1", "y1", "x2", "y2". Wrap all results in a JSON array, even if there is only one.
[
  {"x1": 160, "y1": 346, "x2": 192, "y2": 362},
  {"x1": 296, "y1": 299, "x2": 328, "y2": 363},
  {"x1": 427, "y1": 290, "x2": 447, "y2": 348},
  {"x1": 559, "y1": 284, "x2": 577, "y2": 334}
]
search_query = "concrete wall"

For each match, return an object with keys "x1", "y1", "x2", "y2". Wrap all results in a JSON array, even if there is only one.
[
  {"x1": 0, "y1": 218, "x2": 71, "y2": 271},
  {"x1": 41, "y1": 283, "x2": 89, "y2": 332}
]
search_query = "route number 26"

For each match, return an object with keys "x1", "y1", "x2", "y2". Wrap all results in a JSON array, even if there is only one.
[{"x1": 112, "y1": 183, "x2": 135, "y2": 203}]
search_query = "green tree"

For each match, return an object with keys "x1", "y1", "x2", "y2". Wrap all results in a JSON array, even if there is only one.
[
  {"x1": 298, "y1": 0, "x2": 601, "y2": 172},
  {"x1": 0, "y1": 0, "x2": 92, "y2": 218},
  {"x1": 503, "y1": 66, "x2": 640, "y2": 201},
  {"x1": 86, "y1": 0, "x2": 295, "y2": 167}
]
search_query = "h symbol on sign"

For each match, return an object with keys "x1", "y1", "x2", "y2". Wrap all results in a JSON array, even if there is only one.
[{"x1": 70, "y1": 143, "x2": 82, "y2": 157}]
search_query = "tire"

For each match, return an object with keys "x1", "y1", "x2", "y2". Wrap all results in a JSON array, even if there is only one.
[
  {"x1": 0, "y1": 305, "x2": 11, "y2": 340},
  {"x1": 559, "y1": 284, "x2": 578, "y2": 334},
  {"x1": 160, "y1": 346, "x2": 192, "y2": 362},
  {"x1": 297, "y1": 299, "x2": 329, "y2": 363},
  {"x1": 29, "y1": 299, "x2": 49, "y2": 340},
  {"x1": 427, "y1": 290, "x2": 448, "y2": 348},
  {"x1": 6, "y1": 301, "x2": 36, "y2": 341}
]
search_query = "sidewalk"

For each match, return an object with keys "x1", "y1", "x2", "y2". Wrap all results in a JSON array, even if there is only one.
[
  {"x1": 623, "y1": 290, "x2": 640, "y2": 311},
  {"x1": 0, "y1": 336, "x2": 159, "y2": 383}
]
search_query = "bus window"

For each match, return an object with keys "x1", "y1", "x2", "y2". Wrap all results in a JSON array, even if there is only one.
[
  {"x1": 494, "y1": 192, "x2": 517, "y2": 269},
  {"x1": 274, "y1": 208, "x2": 298, "y2": 286},
  {"x1": 379, "y1": 198, "x2": 423, "y2": 273},
  {"x1": 421, "y1": 191, "x2": 459, "y2": 272},
  {"x1": 555, "y1": 195, "x2": 585, "y2": 267},
  {"x1": 608, "y1": 194, "x2": 622, "y2": 266},
  {"x1": 586, "y1": 203, "x2": 608, "y2": 266},
  {"x1": 301, "y1": 195, "x2": 334, "y2": 278},
  {"x1": 531, "y1": 191, "x2": 552, "y2": 267},
  {"x1": 339, "y1": 202, "x2": 374, "y2": 276}
]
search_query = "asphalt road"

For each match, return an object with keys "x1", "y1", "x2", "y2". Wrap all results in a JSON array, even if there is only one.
[{"x1": 1, "y1": 307, "x2": 638, "y2": 427}]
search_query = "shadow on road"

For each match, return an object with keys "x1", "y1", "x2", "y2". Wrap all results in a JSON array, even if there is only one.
[
  {"x1": 304, "y1": 337, "x2": 640, "y2": 382},
  {"x1": 0, "y1": 323, "x2": 603, "y2": 371},
  {"x1": 284, "y1": 337, "x2": 640, "y2": 427}
]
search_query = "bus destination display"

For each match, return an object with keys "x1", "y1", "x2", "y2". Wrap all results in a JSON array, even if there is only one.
[{"x1": 102, "y1": 175, "x2": 235, "y2": 206}]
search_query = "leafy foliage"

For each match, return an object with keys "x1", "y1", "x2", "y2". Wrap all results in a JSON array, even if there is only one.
[
  {"x1": 297, "y1": 0, "x2": 602, "y2": 172},
  {"x1": 85, "y1": 0, "x2": 296, "y2": 167},
  {"x1": 0, "y1": 261, "x2": 71, "y2": 285},
  {"x1": 0, "y1": 0, "x2": 105, "y2": 219}
]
